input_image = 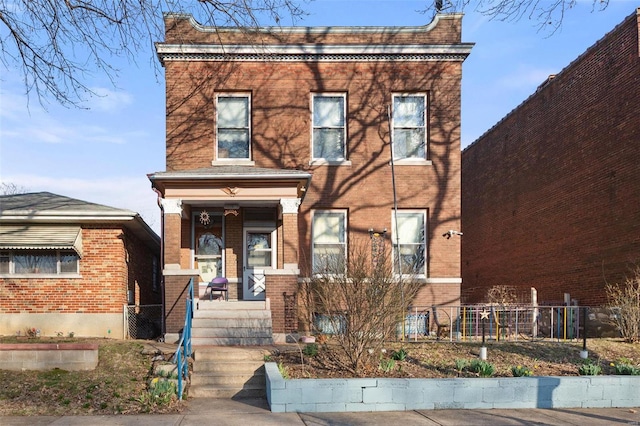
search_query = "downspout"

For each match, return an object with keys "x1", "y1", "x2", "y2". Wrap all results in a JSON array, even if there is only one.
[
  {"x1": 388, "y1": 105, "x2": 405, "y2": 340},
  {"x1": 153, "y1": 187, "x2": 166, "y2": 337}
]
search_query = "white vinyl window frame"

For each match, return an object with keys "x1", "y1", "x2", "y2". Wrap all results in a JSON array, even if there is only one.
[
  {"x1": 391, "y1": 93, "x2": 429, "y2": 163},
  {"x1": 392, "y1": 210, "x2": 427, "y2": 277},
  {"x1": 215, "y1": 93, "x2": 252, "y2": 162},
  {"x1": 310, "y1": 93, "x2": 349, "y2": 165},
  {"x1": 311, "y1": 210, "x2": 347, "y2": 275},
  {"x1": 0, "y1": 249, "x2": 80, "y2": 277}
]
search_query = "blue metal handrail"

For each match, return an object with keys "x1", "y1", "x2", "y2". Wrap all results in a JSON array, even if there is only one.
[{"x1": 174, "y1": 277, "x2": 194, "y2": 400}]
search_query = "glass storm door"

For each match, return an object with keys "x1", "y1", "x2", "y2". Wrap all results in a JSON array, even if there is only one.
[{"x1": 243, "y1": 229, "x2": 274, "y2": 301}]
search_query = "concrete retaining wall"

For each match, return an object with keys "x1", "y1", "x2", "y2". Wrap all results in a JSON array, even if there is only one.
[
  {"x1": 0, "y1": 343, "x2": 99, "y2": 371},
  {"x1": 265, "y1": 363, "x2": 640, "y2": 413}
]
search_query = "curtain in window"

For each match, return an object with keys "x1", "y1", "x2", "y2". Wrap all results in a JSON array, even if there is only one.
[
  {"x1": 313, "y1": 96, "x2": 345, "y2": 160},
  {"x1": 393, "y1": 95, "x2": 426, "y2": 159},
  {"x1": 312, "y1": 212, "x2": 346, "y2": 272},
  {"x1": 218, "y1": 96, "x2": 250, "y2": 159}
]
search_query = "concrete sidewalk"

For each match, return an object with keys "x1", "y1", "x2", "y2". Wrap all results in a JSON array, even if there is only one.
[{"x1": 1, "y1": 398, "x2": 640, "y2": 425}]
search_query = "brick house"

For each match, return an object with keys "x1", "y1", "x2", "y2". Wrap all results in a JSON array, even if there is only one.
[
  {"x1": 0, "y1": 192, "x2": 161, "y2": 338},
  {"x1": 150, "y1": 13, "x2": 473, "y2": 342},
  {"x1": 461, "y1": 9, "x2": 640, "y2": 306}
]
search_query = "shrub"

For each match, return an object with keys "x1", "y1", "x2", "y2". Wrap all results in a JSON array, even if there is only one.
[
  {"x1": 611, "y1": 358, "x2": 640, "y2": 375},
  {"x1": 578, "y1": 359, "x2": 602, "y2": 376},
  {"x1": 391, "y1": 348, "x2": 408, "y2": 361},
  {"x1": 378, "y1": 358, "x2": 396, "y2": 373},
  {"x1": 277, "y1": 362, "x2": 290, "y2": 380},
  {"x1": 455, "y1": 358, "x2": 470, "y2": 371},
  {"x1": 302, "y1": 343, "x2": 319, "y2": 357},
  {"x1": 469, "y1": 359, "x2": 495, "y2": 377},
  {"x1": 606, "y1": 266, "x2": 640, "y2": 343},
  {"x1": 511, "y1": 365, "x2": 533, "y2": 377}
]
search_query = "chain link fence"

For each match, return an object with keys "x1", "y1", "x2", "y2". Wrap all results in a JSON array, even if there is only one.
[{"x1": 125, "y1": 304, "x2": 163, "y2": 340}]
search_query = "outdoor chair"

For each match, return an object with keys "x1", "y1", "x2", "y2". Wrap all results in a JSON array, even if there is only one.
[{"x1": 206, "y1": 277, "x2": 228, "y2": 301}]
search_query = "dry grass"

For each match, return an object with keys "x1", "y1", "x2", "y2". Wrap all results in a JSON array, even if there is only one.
[
  {"x1": 272, "y1": 338, "x2": 640, "y2": 379},
  {"x1": 0, "y1": 337, "x2": 185, "y2": 416}
]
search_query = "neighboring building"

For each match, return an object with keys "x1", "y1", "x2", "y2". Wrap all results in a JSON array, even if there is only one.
[
  {"x1": 461, "y1": 9, "x2": 640, "y2": 306},
  {"x1": 151, "y1": 13, "x2": 473, "y2": 342},
  {"x1": 0, "y1": 192, "x2": 161, "y2": 338}
]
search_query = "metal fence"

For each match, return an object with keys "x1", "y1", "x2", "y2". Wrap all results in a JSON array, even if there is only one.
[
  {"x1": 399, "y1": 305, "x2": 618, "y2": 342},
  {"x1": 124, "y1": 304, "x2": 163, "y2": 340}
]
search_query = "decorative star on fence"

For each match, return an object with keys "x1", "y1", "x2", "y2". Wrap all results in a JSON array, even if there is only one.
[{"x1": 480, "y1": 309, "x2": 490, "y2": 320}]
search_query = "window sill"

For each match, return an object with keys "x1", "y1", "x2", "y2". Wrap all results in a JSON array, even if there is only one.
[
  {"x1": 0, "y1": 274, "x2": 82, "y2": 279},
  {"x1": 309, "y1": 159, "x2": 352, "y2": 167},
  {"x1": 390, "y1": 159, "x2": 433, "y2": 166},
  {"x1": 211, "y1": 159, "x2": 255, "y2": 166}
]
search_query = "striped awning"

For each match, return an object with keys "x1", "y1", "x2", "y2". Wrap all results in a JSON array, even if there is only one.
[{"x1": 0, "y1": 225, "x2": 83, "y2": 257}]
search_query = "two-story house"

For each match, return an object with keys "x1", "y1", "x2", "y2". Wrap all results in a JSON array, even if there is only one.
[{"x1": 150, "y1": 12, "x2": 473, "y2": 343}]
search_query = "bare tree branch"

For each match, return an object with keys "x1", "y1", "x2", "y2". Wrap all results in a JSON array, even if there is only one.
[
  {"x1": 423, "y1": 0, "x2": 609, "y2": 33},
  {"x1": 0, "y1": 0, "x2": 306, "y2": 108}
]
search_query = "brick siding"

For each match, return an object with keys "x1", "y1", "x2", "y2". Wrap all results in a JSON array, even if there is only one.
[{"x1": 461, "y1": 10, "x2": 640, "y2": 305}]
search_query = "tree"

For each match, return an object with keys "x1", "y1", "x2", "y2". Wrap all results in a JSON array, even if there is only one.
[
  {"x1": 0, "y1": 182, "x2": 29, "y2": 195},
  {"x1": 300, "y1": 237, "x2": 422, "y2": 374},
  {"x1": 606, "y1": 265, "x2": 640, "y2": 343},
  {"x1": 0, "y1": 0, "x2": 305, "y2": 107},
  {"x1": 425, "y1": 0, "x2": 610, "y2": 33}
]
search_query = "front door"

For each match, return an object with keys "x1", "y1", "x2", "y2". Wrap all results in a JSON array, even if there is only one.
[{"x1": 243, "y1": 228, "x2": 275, "y2": 301}]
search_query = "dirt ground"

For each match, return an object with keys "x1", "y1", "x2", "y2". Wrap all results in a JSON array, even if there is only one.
[{"x1": 270, "y1": 338, "x2": 640, "y2": 379}]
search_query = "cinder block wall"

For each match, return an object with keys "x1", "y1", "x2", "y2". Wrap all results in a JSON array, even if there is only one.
[{"x1": 461, "y1": 9, "x2": 640, "y2": 305}]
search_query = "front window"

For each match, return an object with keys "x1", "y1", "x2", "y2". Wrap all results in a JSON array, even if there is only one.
[
  {"x1": 312, "y1": 210, "x2": 346, "y2": 273},
  {"x1": 194, "y1": 212, "x2": 224, "y2": 283},
  {"x1": 216, "y1": 94, "x2": 250, "y2": 160},
  {"x1": 392, "y1": 211, "x2": 426, "y2": 276},
  {"x1": 312, "y1": 94, "x2": 346, "y2": 161},
  {"x1": 0, "y1": 250, "x2": 79, "y2": 275},
  {"x1": 392, "y1": 94, "x2": 427, "y2": 160}
]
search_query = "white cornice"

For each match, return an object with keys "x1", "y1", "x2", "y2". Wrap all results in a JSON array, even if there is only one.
[{"x1": 156, "y1": 43, "x2": 473, "y2": 62}]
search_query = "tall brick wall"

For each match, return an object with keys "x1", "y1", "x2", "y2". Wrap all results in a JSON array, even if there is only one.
[
  {"x1": 123, "y1": 228, "x2": 161, "y2": 306},
  {"x1": 161, "y1": 14, "x2": 466, "y2": 312},
  {"x1": 461, "y1": 10, "x2": 640, "y2": 305}
]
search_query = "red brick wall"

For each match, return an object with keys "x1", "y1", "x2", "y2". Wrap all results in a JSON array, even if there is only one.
[
  {"x1": 265, "y1": 274, "x2": 298, "y2": 334},
  {"x1": 162, "y1": 15, "x2": 465, "y2": 310},
  {"x1": 0, "y1": 226, "x2": 158, "y2": 314},
  {"x1": 461, "y1": 11, "x2": 640, "y2": 306},
  {"x1": 123, "y1": 228, "x2": 161, "y2": 306}
]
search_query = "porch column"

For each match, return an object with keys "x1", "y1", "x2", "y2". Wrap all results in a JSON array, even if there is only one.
[
  {"x1": 160, "y1": 198, "x2": 197, "y2": 341},
  {"x1": 280, "y1": 198, "x2": 301, "y2": 268}
]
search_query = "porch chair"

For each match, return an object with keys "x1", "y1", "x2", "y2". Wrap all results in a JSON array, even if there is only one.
[{"x1": 206, "y1": 277, "x2": 229, "y2": 301}]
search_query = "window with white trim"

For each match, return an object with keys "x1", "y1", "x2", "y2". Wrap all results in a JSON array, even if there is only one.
[
  {"x1": 312, "y1": 94, "x2": 346, "y2": 161},
  {"x1": 216, "y1": 94, "x2": 251, "y2": 160},
  {"x1": 0, "y1": 250, "x2": 79, "y2": 275},
  {"x1": 392, "y1": 211, "x2": 426, "y2": 276},
  {"x1": 392, "y1": 94, "x2": 427, "y2": 160},
  {"x1": 312, "y1": 210, "x2": 346, "y2": 273}
]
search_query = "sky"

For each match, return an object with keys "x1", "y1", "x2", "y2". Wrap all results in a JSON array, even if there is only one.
[{"x1": 0, "y1": 0, "x2": 636, "y2": 234}]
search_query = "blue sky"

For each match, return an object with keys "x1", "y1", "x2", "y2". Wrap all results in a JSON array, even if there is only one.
[{"x1": 0, "y1": 0, "x2": 635, "y2": 233}]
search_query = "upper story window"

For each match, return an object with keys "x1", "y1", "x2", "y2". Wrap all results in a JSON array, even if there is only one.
[
  {"x1": 216, "y1": 94, "x2": 251, "y2": 160},
  {"x1": 312, "y1": 210, "x2": 347, "y2": 274},
  {"x1": 392, "y1": 210, "x2": 426, "y2": 277},
  {"x1": 312, "y1": 94, "x2": 346, "y2": 162},
  {"x1": 392, "y1": 94, "x2": 428, "y2": 160},
  {"x1": 0, "y1": 250, "x2": 79, "y2": 276}
]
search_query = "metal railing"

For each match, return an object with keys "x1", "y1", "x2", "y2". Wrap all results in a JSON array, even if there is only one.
[
  {"x1": 401, "y1": 305, "x2": 594, "y2": 342},
  {"x1": 173, "y1": 278, "x2": 194, "y2": 400}
]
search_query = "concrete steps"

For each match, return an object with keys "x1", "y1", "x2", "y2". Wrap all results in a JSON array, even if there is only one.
[
  {"x1": 189, "y1": 346, "x2": 268, "y2": 399},
  {"x1": 192, "y1": 300, "x2": 273, "y2": 346}
]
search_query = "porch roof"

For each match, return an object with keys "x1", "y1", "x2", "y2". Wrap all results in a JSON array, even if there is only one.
[{"x1": 147, "y1": 166, "x2": 312, "y2": 202}]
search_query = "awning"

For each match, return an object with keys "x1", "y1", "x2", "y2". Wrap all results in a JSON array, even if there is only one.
[{"x1": 0, "y1": 225, "x2": 83, "y2": 257}]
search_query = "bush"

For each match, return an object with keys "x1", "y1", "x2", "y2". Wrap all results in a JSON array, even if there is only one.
[
  {"x1": 606, "y1": 266, "x2": 640, "y2": 343},
  {"x1": 578, "y1": 359, "x2": 602, "y2": 376},
  {"x1": 611, "y1": 358, "x2": 640, "y2": 375},
  {"x1": 378, "y1": 358, "x2": 396, "y2": 373},
  {"x1": 391, "y1": 348, "x2": 408, "y2": 361},
  {"x1": 511, "y1": 365, "x2": 533, "y2": 377},
  {"x1": 302, "y1": 343, "x2": 319, "y2": 357},
  {"x1": 468, "y1": 360, "x2": 495, "y2": 377}
]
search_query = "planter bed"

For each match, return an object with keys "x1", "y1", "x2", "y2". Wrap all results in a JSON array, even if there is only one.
[
  {"x1": 0, "y1": 343, "x2": 99, "y2": 371},
  {"x1": 265, "y1": 362, "x2": 640, "y2": 413}
]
